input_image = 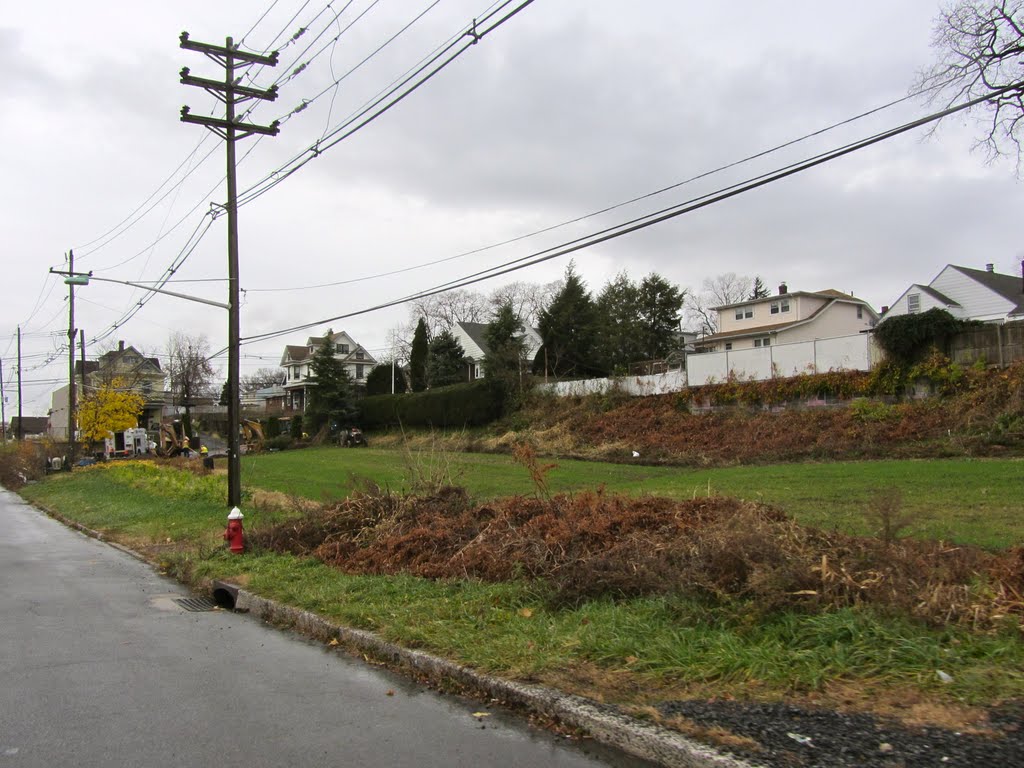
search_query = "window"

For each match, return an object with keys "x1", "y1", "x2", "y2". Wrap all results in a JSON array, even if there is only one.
[
  {"x1": 474, "y1": 363, "x2": 484, "y2": 379},
  {"x1": 724, "y1": 343, "x2": 732, "y2": 351},
  {"x1": 355, "y1": 364, "x2": 364, "y2": 379},
  {"x1": 780, "y1": 300, "x2": 790, "y2": 313},
  {"x1": 907, "y1": 293, "x2": 921, "y2": 314},
  {"x1": 735, "y1": 309, "x2": 743, "y2": 320},
  {"x1": 770, "y1": 302, "x2": 779, "y2": 314},
  {"x1": 337, "y1": 343, "x2": 349, "y2": 354},
  {"x1": 355, "y1": 351, "x2": 364, "y2": 360},
  {"x1": 754, "y1": 337, "x2": 771, "y2": 348},
  {"x1": 857, "y1": 305, "x2": 863, "y2": 319}
]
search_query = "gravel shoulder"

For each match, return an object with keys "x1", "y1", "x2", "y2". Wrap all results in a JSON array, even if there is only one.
[{"x1": 657, "y1": 699, "x2": 1024, "y2": 767}]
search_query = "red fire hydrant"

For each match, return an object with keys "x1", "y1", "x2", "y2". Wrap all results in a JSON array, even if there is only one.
[{"x1": 224, "y1": 507, "x2": 245, "y2": 554}]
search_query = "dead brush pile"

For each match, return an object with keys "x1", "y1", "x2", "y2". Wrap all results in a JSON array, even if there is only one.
[
  {"x1": 250, "y1": 487, "x2": 1024, "y2": 628},
  {"x1": 0, "y1": 441, "x2": 47, "y2": 489}
]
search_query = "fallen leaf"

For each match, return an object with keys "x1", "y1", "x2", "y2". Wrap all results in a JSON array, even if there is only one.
[
  {"x1": 625, "y1": 655, "x2": 639, "y2": 665},
  {"x1": 519, "y1": 607, "x2": 533, "y2": 618},
  {"x1": 328, "y1": 638, "x2": 339, "y2": 646},
  {"x1": 472, "y1": 712, "x2": 491, "y2": 718},
  {"x1": 386, "y1": 690, "x2": 395, "y2": 696}
]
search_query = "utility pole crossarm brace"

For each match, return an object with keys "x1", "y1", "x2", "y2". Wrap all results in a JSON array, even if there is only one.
[
  {"x1": 180, "y1": 107, "x2": 281, "y2": 137},
  {"x1": 179, "y1": 32, "x2": 279, "y2": 66}
]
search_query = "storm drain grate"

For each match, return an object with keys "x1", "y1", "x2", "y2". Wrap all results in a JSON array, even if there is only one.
[{"x1": 174, "y1": 596, "x2": 218, "y2": 612}]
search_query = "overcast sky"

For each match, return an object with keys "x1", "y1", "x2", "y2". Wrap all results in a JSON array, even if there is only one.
[{"x1": 4, "y1": 0, "x2": 1024, "y2": 416}]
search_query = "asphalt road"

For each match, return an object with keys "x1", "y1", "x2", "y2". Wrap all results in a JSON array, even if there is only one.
[{"x1": 0, "y1": 488, "x2": 653, "y2": 768}]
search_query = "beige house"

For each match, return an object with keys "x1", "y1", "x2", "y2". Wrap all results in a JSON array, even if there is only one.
[
  {"x1": 695, "y1": 284, "x2": 878, "y2": 353},
  {"x1": 281, "y1": 328, "x2": 376, "y2": 412},
  {"x1": 49, "y1": 341, "x2": 168, "y2": 439}
]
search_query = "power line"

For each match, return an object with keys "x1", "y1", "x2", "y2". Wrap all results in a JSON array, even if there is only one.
[
  {"x1": 242, "y1": 86, "x2": 939, "y2": 295},
  {"x1": 236, "y1": 78, "x2": 1024, "y2": 348},
  {"x1": 234, "y1": 0, "x2": 536, "y2": 209}
]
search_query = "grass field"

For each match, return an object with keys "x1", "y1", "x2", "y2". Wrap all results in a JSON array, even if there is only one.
[
  {"x1": 243, "y1": 448, "x2": 1024, "y2": 549},
  {"x1": 16, "y1": 459, "x2": 1024, "y2": 717}
]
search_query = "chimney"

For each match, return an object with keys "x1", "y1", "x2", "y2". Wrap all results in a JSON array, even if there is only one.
[
  {"x1": 881, "y1": 305, "x2": 889, "y2": 314},
  {"x1": 986, "y1": 263, "x2": 994, "y2": 273},
  {"x1": 778, "y1": 282, "x2": 788, "y2": 295},
  {"x1": 119, "y1": 340, "x2": 125, "y2": 352}
]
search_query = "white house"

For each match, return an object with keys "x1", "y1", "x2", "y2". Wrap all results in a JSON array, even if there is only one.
[
  {"x1": 881, "y1": 263, "x2": 1024, "y2": 324},
  {"x1": 452, "y1": 321, "x2": 543, "y2": 381},
  {"x1": 695, "y1": 284, "x2": 878, "y2": 352},
  {"x1": 281, "y1": 328, "x2": 376, "y2": 412}
]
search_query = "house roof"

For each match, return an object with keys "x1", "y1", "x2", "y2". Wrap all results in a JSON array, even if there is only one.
[
  {"x1": 9, "y1": 416, "x2": 49, "y2": 435},
  {"x1": 950, "y1": 265, "x2": 1024, "y2": 314},
  {"x1": 282, "y1": 344, "x2": 310, "y2": 363},
  {"x1": 458, "y1": 322, "x2": 492, "y2": 356},
  {"x1": 916, "y1": 284, "x2": 961, "y2": 307},
  {"x1": 713, "y1": 289, "x2": 872, "y2": 312}
]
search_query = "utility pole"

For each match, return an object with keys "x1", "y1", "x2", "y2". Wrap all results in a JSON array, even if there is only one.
[
  {"x1": 67, "y1": 250, "x2": 77, "y2": 468},
  {"x1": 179, "y1": 33, "x2": 280, "y2": 508},
  {"x1": 0, "y1": 356, "x2": 6, "y2": 445},
  {"x1": 79, "y1": 329, "x2": 87, "y2": 405},
  {"x1": 16, "y1": 326, "x2": 23, "y2": 440}
]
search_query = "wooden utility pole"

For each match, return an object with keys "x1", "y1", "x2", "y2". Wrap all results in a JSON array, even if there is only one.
[
  {"x1": 67, "y1": 249, "x2": 77, "y2": 467},
  {"x1": 179, "y1": 33, "x2": 280, "y2": 508},
  {"x1": 0, "y1": 356, "x2": 6, "y2": 445},
  {"x1": 16, "y1": 326, "x2": 23, "y2": 440},
  {"x1": 79, "y1": 329, "x2": 87, "y2": 406}
]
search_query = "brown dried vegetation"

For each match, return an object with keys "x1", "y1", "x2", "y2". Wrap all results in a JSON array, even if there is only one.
[{"x1": 250, "y1": 486, "x2": 1024, "y2": 628}]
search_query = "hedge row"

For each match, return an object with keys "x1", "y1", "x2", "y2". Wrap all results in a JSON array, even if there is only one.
[{"x1": 359, "y1": 379, "x2": 504, "y2": 429}]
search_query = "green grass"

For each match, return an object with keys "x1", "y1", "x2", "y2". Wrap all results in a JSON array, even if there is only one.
[
  {"x1": 17, "y1": 458, "x2": 1024, "y2": 711},
  {"x1": 245, "y1": 448, "x2": 1024, "y2": 549}
]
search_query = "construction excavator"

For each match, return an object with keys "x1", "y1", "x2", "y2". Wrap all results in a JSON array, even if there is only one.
[
  {"x1": 241, "y1": 419, "x2": 265, "y2": 453},
  {"x1": 156, "y1": 422, "x2": 188, "y2": 457}
]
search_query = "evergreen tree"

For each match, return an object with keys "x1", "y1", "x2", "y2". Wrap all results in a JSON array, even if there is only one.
[
  {"x1": 594, "y1": 273, "x2": 642, "y2": 374},
  {"x1": 537, "y1": 262, "x2": 600, "y2": 378},
  {"x1": 409, "y1": 318, "x2": 429, "y2": 392},
  {"x1": 303, "y1": 339, "x2": 355, "y2": 435},
  {"x1": 428, "y1": 330, "x2": 466, "y2": 387},
  {"x1": 365, "y1": 361, "x2": 407, "y2": 396},
  {"x1": 750, "y1": 276, "x2": 769, "y2": 299},
  {"x1": 636, "y1": 273, "x2": 685, "y2": 360},
  {"x1": 484, "y1": 302, "x2": 527, "y2": 405}
]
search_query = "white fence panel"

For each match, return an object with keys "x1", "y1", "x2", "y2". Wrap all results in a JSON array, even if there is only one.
[
  {"x1": 540, "y1": 369, "x2": 688, "y2": 397},
  {"x1": 815, "y1": 334, "x2": 872, "y2": 371}
]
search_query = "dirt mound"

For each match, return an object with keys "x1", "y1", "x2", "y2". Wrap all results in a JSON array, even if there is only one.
[{"x1": 250, "y1": 488, "x2": 1023, "y2": 625}]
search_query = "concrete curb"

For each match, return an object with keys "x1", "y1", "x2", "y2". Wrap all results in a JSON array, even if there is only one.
[
  {"x1": 33, "y1": 500, "x2": 759, "y2": 768},
  {"x1": 226, "y1": 584, "x2": 761, "y2": 768}
]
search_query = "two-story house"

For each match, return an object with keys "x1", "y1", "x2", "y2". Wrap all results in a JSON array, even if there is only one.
[
  {"x1": 49, "y1": 341, "x2": 167, "y2": 439},
  {"x1": 694, "y1": 284, "x2": 878, "y2": 353},
  {"x1": 880, "y1": 263, "x2": 1024, "y2": 324},
  {"x1": 281, "y1": 328, "x2": 376, "y2": 412}
]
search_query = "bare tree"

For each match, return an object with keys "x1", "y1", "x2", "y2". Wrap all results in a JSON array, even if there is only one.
[
  {"x1": 684, "y1": 273, "x2": 755, "y2": 336},
  {"x1": 407, "y1": 289, "x2": 489, "y2": 338},
  {"x1": 167, "y1": 332, "x2": 216, "y2": 440},
  {"x1": 915, "y1": 0, "x2": 1024, "y2": 168},
  {"x1": 487, "y1": 280, "x2": 563, "y2": 328},
  {"x1": 240, "y1": 367, "x2": 285, "y2": 393}
]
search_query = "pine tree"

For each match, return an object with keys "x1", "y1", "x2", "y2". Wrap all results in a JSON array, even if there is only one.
[
  {"x1": 409, "y1": 318, "x2": 429, "y2": 392},
  {"x1": 365, "y1": 361, "x2": 407, "y2": 396},
  {"x1": 428, "y1": 330, "x2": 466, "y2": 387},
  {"x1": 595, "y1": 272, "x2": 642, "y2": 374},
  {"x1": 484, "y1": 302, "x2": 527, "y2": 407},
  {"x1": 303, "y1": 339, "x2": 355, "y2": 436},
  {"x1": 750, "y1": 276, "x2": 769, "y2": 299},
  {"x1": 537, "y1": 262, "x2": 600, "y2": 378},
  {"x1": 636, "y1": 273, "x2": 685, "y2": 360}
]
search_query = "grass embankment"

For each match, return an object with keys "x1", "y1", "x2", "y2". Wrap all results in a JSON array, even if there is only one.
[
  {"x1": 244, "y1": 447, "x2": 1023, "y2": 549},
  {"x1": 17, "y1": 455, "x2": 1024, "y2": 723}
]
